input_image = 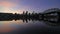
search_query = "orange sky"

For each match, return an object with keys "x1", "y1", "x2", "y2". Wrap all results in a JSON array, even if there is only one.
[
  {"x1": 0, "y1": 0, "x2": 22, "y2": 14},
  {"x1": 0, "y1": 20, "x2": 23, "y2": 33},
  {"x1": 0, "y1": 0, "x2": 33, "y2": 14},
  {"x1": 0, "y1": 1, "x2": 14, "y2": 7}
]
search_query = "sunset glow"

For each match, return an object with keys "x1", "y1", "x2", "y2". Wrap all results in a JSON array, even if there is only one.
[
  {"x1": 0, "y1": 0, "x2": 60, "y2": 33},
  {"x1": 0, "y1": 20, "x2": 23, "y2": 33},
  {"x1": 0, "y1": 0, "x2": 60, "y2": 13},
  {"x1": 0, "y1": 0, "x2": 20, "y2": 14}
]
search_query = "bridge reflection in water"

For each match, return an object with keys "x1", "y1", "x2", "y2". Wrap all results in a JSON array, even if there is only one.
[
  {"x1": 0, "y1": 8, "x2": 60, "y2": 34},
  {"x1": 0, "y1": 17, "x2": 60, "y2": 34}
]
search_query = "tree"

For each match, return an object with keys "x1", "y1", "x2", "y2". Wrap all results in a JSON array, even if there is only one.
[
  {"x1": 25, "y1": 11, "x2": 28, "y2": 15},
  {"x1": 23, "y1": 11, "x2": 25, "y2": 15}
]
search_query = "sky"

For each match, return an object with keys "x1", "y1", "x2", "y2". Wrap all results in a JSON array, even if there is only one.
[{"x1": 0, "y1": 0, "x2": 60, "y2": 14}]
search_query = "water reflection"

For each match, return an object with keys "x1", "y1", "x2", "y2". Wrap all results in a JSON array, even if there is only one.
[{"x1": 0, "y1": 17, "x2": 60, "y2": 34}]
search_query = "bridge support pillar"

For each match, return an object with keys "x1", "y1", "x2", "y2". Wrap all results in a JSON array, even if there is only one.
[{"x1": 57, "y1": 12, "x2": 60, "y2": 23}]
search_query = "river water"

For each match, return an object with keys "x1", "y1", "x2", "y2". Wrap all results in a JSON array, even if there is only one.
[{"x1": 0, "y1": 19, "x2": 60, "y2": 34}]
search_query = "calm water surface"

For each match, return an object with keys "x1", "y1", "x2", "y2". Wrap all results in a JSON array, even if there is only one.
[{"x1": 0, "y1": 19, "x2": 60, "y2": 34}]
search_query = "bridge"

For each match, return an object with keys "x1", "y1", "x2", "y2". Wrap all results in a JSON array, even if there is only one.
[
  {"x1": 42, "y1": 8, "x2": 60, "y2": 17},
  {"x1": 39, "y1": 8, "x2": 60, "y2": 22}
]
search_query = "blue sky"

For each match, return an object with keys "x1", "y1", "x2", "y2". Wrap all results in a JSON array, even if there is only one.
[
  {"x1": 0, "y1": 0, "x2": 60, "y2": 13},
  {"x1": 19, "y1": 0, "x2": 60, "y2": 12}
]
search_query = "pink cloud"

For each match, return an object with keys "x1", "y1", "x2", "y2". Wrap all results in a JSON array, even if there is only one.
[{"x1": 0, "y1": 0, "x2": 19, "y2": 8}]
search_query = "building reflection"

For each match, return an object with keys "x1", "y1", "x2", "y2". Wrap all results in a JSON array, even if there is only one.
[
  {"x1": 0, "y1": 16, "x2": 60, "y2": 33},
  {"x1": 0, "y1": 17, "x2": 60, "y2": 23}
]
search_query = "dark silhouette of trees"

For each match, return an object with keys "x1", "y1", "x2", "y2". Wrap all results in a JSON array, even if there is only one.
[
  {"x1": 0, "y1": 8, "x2": 60, "y2": 23},
  {"x1": 23, "y1": 11, "x2": 25, "y2": 15},
  {"x1": 25, "y1": 11, "x2": 28, "y2": 15}
]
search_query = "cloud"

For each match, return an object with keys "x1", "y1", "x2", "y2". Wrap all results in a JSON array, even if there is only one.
[
  {"x1": 0, "y1": 0, "x2": 18, "y2": 8},
  {"x1": 0, "y1": 0, "x2": 21, "y2": 13}
]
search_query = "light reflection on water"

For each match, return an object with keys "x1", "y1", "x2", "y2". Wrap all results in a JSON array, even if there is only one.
[
  {"x1": 0, "y1": 19, "x2": 60, "y2": 33},
  {"x1": 0, "y1": 20, "x2": 45, "y2": 33},
  {"x1": 0, "y1": 20, "x2": 24, "y2": 33}
]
